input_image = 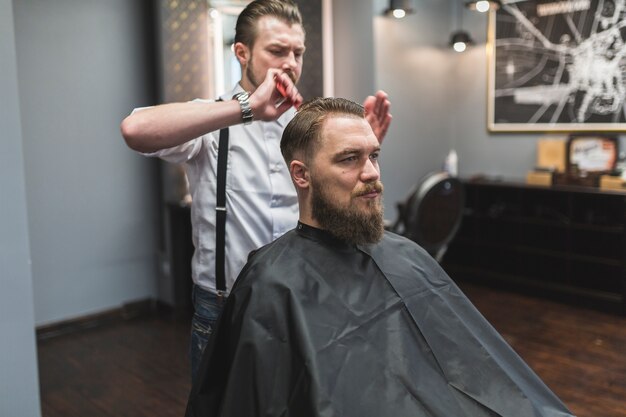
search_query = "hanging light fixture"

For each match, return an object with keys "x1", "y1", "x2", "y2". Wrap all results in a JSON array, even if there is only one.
[
  {"x1": 465, "y1": 0, "x2": 501, "y2": 13},
  {"x1": 449, "y1": 31, "x2": 473, "y2": 52},
  {"x1": 449, "y1": 0, "x2": 474, "y2": 52},
  {"x1": 384, "y1": 0, "x2": 415, "y2": 19}
]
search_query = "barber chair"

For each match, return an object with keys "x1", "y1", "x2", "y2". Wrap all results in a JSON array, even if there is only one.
[{"x1": 390, "y1": 171, "x2": 464, "y2": 262}]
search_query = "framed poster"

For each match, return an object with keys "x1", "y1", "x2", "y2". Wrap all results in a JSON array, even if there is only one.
[{"x1": 488, "y1": 0, "x2": 626, "y2": 132}]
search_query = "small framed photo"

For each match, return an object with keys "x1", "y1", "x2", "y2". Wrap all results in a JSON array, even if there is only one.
[{"x1": 566, "y1": 135, "x2": 618, "y2": 174}]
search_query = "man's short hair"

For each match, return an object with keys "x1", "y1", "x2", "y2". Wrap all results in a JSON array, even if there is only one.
[
  {"x1": 281, "y1": 97, "x2": 365, "y2": 165},
  {"x1": 235, "y1": 0, "x2": 303, "y2": 48}
]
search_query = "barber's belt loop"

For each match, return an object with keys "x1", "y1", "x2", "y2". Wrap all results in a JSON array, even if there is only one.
[{"x1": 216, "y1": 290, "x2": 228, "y2": 304}]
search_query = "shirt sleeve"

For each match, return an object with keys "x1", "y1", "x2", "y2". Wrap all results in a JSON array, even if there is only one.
[
  {"x1": 132, "y1": 98, "x2": 214, "y2": 164},
  {"x1": 141, "y1": 139, "x2": 204, "y2": 164}
]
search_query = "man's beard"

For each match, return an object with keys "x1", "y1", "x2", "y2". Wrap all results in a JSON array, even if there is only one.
[
  {"x1": 246, "y1": 57, "x2": 297, "y2": 90},
  {"x1": 311, "y1": 179, "x2": 385, "y2": 245},
  {"x1": 246, "y1": 62, "x2": 262, "y2": 89}
]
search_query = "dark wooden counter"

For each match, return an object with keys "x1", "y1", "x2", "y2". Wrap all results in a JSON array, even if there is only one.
[{"x1": 442, "y1": 178, "x2": 626, "y2": 314}]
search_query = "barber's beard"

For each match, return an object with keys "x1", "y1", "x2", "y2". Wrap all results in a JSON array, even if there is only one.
[
  {"x1": 245, "y1": 57, "x2": 297, "y2": 90},
  {"x1": 246, "y1": 63, "x2": 261, "y2": 90},
  {"x1": 311, "y1": 179, "x2": 385, "y2": 245}
]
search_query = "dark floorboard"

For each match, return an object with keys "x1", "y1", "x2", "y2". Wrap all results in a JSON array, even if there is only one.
[{"x1": 38, "y1": 283, "x2": 626, "y2": 417}]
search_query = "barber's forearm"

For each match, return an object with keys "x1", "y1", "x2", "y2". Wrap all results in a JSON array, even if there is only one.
[{"x1": 120, "y1": 100, "x2": 243, "y2": 153}]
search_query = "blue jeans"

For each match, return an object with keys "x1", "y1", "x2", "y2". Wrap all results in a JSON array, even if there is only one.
[{"x1": 190, "y1": 285, "x2": 225, "y2": 382}]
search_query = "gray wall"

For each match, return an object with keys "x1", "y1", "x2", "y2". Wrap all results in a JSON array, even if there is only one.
[
  {"x1": 0, "y1": 0, "x2": 41, "y2": 415},
  {"x1": 13, "y1": 0, "x2": 160, "y2": 326},
  {"x1": 372, "y1": 0, "x2": 453, "y2": 219},
  {"x1": 449, "y1": 6, "x2": 553, "y2": 178},
  {"x1": 332, "y1": 0, "x2": 376, "y2": 103}
]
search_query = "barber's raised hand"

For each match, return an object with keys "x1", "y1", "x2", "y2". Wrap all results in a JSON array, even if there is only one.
[
  {"x1": 249, "y1": 69, "x2": 303, "y2": 121},
  {"x1": 363, "y1": 90, "x2": 392, "y2": 144}
]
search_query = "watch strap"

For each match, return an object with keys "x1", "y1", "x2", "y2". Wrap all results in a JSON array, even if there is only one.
[{"x1": 234, "y1": 92, "x2": 253, "y2": 125}]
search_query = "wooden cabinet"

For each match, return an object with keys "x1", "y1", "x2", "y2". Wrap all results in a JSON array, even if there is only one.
[{"x1": 442, "y1": 179, "x2": 626, "y2": 314}]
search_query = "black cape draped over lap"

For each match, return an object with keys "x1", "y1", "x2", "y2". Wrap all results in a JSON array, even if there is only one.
[{"x1": 186, "y1": 222, "x2": 574, "y2": 417}]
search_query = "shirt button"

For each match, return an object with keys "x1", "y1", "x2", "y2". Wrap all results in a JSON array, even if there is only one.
[{"x1": 271, "y1": 163, "x2": 282, "y2": 172}]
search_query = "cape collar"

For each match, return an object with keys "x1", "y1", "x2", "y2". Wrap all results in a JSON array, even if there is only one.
[{"x1": 296, "y1": 222, "x2": 357, "y2": 252}]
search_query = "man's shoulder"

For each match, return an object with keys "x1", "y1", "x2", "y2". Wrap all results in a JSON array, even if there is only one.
[
  {"x1": 363, "y1": 230, "x2": 442, "y2": 276},
  {"x1": 380, "y1": 230, "x2": 431, "y2": 257},
  {"x1": 235, "y1": 229, "x2": 304, "y2": 286}
]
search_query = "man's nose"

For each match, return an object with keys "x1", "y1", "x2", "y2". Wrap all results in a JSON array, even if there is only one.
[
  {"x1": 361, "y1": 159, "x2": 380, "y2": 182},
  {"x1": 282, "y1": 52, "x2": 297, "y2": 71}
]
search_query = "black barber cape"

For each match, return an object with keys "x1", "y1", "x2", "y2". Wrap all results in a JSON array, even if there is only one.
[{"x1": 186, "y1": 222, "x2": 573, "y2": 417}]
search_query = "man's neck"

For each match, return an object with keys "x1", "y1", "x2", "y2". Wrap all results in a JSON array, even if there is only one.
[{"x1": 298, "y1": 210, "x2": 321, "y2": 229}]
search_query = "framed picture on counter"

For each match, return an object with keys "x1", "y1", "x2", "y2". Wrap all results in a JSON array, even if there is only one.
[{"x1": 566, "y1": 135, "x2": 618, "y2": 173}]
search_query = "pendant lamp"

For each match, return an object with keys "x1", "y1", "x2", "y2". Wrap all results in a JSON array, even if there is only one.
[
  {"x1": 465, "y1": 0, "x2": 501, "y2": 13},
  {"x1": 449, "y1": 0, "x2": 474, "y2": 52},
  {"x1": 384, "y1": 0, "x2": 415, "y2": 19}
]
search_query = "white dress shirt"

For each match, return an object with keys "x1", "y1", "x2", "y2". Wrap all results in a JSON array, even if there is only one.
[{"x1": 143, "y1": 85, "x2": 299, "y2": 294}]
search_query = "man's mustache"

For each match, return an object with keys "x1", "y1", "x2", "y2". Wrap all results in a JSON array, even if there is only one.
[
  {"x1": 353, "y1": 181, "x2": 384, "y2": 197},
  {"x1": 284, "y1": 70, "x2": 297, "y2": 84}
]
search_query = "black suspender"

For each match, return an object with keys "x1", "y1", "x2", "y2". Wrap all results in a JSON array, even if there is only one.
[
  {"x1": 215, "y1": 98, "x2": 229, "y2": 295},
  {"x1": 215, "y1": 126, "x2": 229, "y2": 295}
]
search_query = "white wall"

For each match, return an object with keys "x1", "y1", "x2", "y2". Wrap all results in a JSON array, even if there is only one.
[
  {"x1": 13, "y1": 0, "x2": 160, "y2": 325},
  {"x1": 0, "y1": 0, "x2": 41, "y2": 414}
]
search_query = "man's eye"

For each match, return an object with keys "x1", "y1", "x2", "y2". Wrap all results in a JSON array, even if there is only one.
[
  {"x1": 370, "y1": 152, "x2": 379, "y2": 160},
  {"x1": 341, "y1": 156, "x2": 357, "y2": 162},
  {"x1": 269, "y1": 49, "x2": 285, "y2": 56}
]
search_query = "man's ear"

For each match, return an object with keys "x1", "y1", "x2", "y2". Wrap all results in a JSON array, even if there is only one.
[
  {"x1": 234, "y1": 42, "x2": 250, "y2": 67},
  {"x1": 289, "y1": 160, "x2": 309, "y2": 190}
]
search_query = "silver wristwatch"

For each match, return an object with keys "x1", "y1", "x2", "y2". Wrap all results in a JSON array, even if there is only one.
[{"x1": 234, "y1": 92, "x2": 253, "y2": 125}]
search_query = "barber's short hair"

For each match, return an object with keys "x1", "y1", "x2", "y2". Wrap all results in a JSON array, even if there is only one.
[
  {"x1": 281, "y1": 97, "x2": 364, "y2": 164},
  {"x1": 235, "y1": 0, "x2": 303, "y2": 48}
]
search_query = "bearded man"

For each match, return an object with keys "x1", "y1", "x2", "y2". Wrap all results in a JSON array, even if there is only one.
[{"x1": 185, "y1": 98, "x2": 574, "y2": 417}]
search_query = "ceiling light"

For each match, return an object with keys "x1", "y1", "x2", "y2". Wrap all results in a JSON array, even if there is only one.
[
  {"x1": 450, "y1": 1, "x2": 474, "y2": 52},
  {"x1": 384, "y1": 0, "x2": 414, "y2": 19},
  {"x1": 450, "y1": 31, "x2": 473, "y2": 52},
  {"x1": 465, "y1": 0, "x2": 501, "y2": 13}
]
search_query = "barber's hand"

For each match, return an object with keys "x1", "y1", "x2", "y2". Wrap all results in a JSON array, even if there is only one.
[
  {"x1": 249, "y1": 69, "x2": 303, "y2": 121},
  {"x1": 363, "y1": 90, "x2": 392, "y2": 144}
]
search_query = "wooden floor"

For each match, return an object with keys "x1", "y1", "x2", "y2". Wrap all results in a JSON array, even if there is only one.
[
  {"x1": 38, "y1": 315, "x2": 192, "y2": 417},
  {"x1": 38, "y1": 283, "x2": 626, "y2": 417}
]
